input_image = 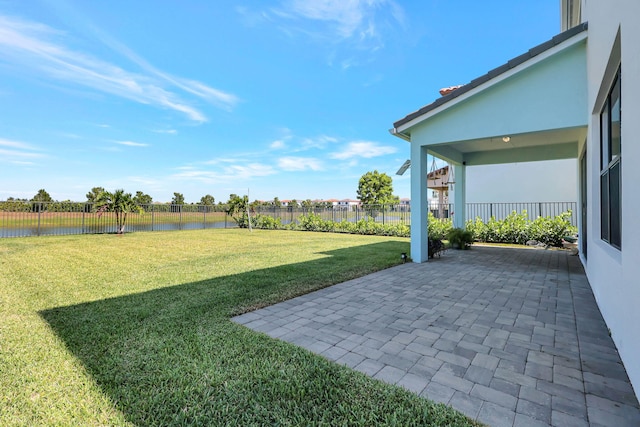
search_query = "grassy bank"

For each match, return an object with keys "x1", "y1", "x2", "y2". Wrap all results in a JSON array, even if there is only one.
[{"x1": 0, "y1": 229, "x2": 479, "y2": 426}]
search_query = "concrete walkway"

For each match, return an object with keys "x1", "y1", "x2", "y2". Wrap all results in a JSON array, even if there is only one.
[{"x1": 233, "y1": 246, "x2": 640, "y2": 427}]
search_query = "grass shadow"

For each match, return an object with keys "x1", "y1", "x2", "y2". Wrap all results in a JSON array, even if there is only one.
[{"x1": 40, "y1": 240, "x2": 479, "y2": 426}]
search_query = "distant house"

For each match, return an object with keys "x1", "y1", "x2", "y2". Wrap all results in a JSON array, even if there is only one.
[
  {"x1": 337, "y1": 199, "x2": 360, "y2": 209},
  {"x1": 391, "y1": 0, "x2": 640, "y2": 399}
]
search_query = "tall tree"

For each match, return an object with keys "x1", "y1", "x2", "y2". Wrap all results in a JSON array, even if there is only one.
[
  {"x1": 95, "y1": 189, "x2": 143, "y2": 234},
  {"x1": 171, "y1": 192, "x2": 184, "y2": 213},
  {"x1": 357, "y1": 170, "x2": 396, "y2": 206},
  {"x1": 86, "y1": 187, "x2": 105, "y2": 203},
  {"x1": 31, "y1": 188, "x2": 53, "y2": 212},
  {"x1": 226, "y1": 194, "x2": 250, "y2": 228},
  {"x1": 133, "y1": 191, "x2": 153, "y2": 206},
  {"x1": 31, "y1": 189, "x2": 53, "y2": 203},
  {"x1": 171, "y1": 192, "x2": 185, "y2": 205},
  {"x1": 200, "y1": 194, "x2": 215, "y2": 205}
]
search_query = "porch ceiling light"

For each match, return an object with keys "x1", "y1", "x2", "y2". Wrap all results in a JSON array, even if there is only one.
[{"x1": 502, "y1": 136, "x2": 511, "y2": 143}]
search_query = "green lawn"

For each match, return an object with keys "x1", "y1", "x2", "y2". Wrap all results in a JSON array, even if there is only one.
[{"x1": 0, "y1": 229, "x2": 480, "y2": 426}]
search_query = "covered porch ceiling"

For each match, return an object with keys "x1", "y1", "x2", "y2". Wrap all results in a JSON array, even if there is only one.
[
  {"x1": 427, "y1": 126, "x2": 587, "y2": 166},
  {"x1": 392, "y1": 23, "x2": 588, "y2": 166}
]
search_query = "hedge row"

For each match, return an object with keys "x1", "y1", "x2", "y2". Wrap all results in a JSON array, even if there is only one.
[
  {"x1": 251, "y1": 213, "x2": 411, "y2": 237},
  {"x1": 247, "y1": 210, "x2": 577, "y2": 247},
  {"x1": 466, "y1": 210, "x2": 577, "y2": 246}
]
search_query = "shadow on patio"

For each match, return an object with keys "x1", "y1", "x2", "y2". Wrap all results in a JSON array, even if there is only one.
[{"x1": 235, "y1": 245, "x2": 640, "y2": 427}]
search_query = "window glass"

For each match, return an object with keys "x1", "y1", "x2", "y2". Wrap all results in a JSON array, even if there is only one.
[
  {"x1": 600, "y1": 172, "x2": 609, "y2": 242},
  {"x1": 599, "y1": 67, "x2": 621, "y2": 250},
  {"x1": 610, "y1": 162, "x2": 621, "y2": 248},
  {"x1": 601, "y1": 98, "x2": 610, "y2": 170},
  {"x1": 610, "y1": 77, "x2": 621, "y2": 162}
]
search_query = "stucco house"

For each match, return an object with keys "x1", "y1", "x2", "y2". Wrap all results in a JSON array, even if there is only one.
[
  {"x1": 391, "y1": 0, "x2": 639, "y2": 399},
  {"x1": 337, "y1": 199, "x2": 361, "y2": 209}
]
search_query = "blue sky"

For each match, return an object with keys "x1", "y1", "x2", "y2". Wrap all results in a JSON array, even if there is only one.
[{"x1": 0, "y1": 0, "x2": 558, "y2": 203}]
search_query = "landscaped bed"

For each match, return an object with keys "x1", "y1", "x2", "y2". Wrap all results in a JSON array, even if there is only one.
[{"x1": 0, "y1": 229, "x2": 480, "y2": 426}]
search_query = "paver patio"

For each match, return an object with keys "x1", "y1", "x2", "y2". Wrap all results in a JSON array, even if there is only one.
[{"x1": 233, "y1": 245, "x2": 640, "y2": 427}]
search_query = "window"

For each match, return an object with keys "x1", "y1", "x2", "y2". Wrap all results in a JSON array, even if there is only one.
[{"x1": 600, "y1": 67, "x2": 621, "y2": 249}]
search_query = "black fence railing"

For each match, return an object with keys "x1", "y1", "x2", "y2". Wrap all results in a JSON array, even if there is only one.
[
  {"x1": 465, "y1": 202, "x2": 577, "y2": 226},
  {"x1": 0, "y1": 201, "x2": 576, "y2": 238},
  {"x1": 253, "y1": 205, "x2": 412, "y2": 227},
  {"x1": 0, "y1": 203, "x2": 230, "y2": 238}
]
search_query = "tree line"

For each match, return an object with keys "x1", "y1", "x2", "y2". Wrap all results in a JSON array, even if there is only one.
[{"x1": 2, "y1": 170, "x2": 400, "y2": 213}]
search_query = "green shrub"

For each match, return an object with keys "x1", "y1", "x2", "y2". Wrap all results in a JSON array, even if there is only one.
[
  {"x1": 466, "y1": 210, "x2": 576, "y2": 247},
  {"x1": 447, "y1": 228, "x2": 474, "y2": 249},
  {"x1": 252, "y1": 214, "x2": 283, "y2": 230},
  {"x1": 428, "y1": 212, "x2": 453, "y2": 240},
  {"x1": 528, "y1": 211, "x2": 576, "y2": 246},
  {"x1": 293, "y1": 214, "x2": 410, "y2": 237},
  {"x1": 297, "y1": 213, "x2": 335, "y2": 232},
  {"x1": 499, "y1": 211, "x2": 529, "y2": 244}
]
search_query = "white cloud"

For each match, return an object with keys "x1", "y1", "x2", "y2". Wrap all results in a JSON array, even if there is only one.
[
  {"x1": 0, "y1": 138, "x2": 45, "y2": 160},
  {"x1": 330, "y1": 140, "x2": 397, "y2": 160},
  {"x1": 125, "y1": 176, "x2": 160, "y2": 186},
  {"x1": 172, "y1": 162, "x2": 276, "y2": 184},
  {"x1": 114, "y1": 140, "x2": 149, "y2": 147},
  {"x1": 278, "y1": 156, "x2": 323, "y2": 171},
  {"x1": 299, "y1": 135, "x2": 338, "y2": 150},
  {"x1": 0, "y1": 138, "x2": 37, "y2": 150},
  {"x1": 270, "y1": 140, "x2": 286, "y2": 149},
  {"x1": 272, "y1": 0, "x2": 405, "y2": 51},
  {"x1": 0, "y1": 15, "x2": 238, "y2": 122},
  {"x1": 228, "y1": 163, "x2": 276, "y2": 177},
  {"x1": 10, "y1": 160, "x2": 36, "y2": 165},
  {"x1": 153, "y1": 129, "x2": 178, "y2": 135}
]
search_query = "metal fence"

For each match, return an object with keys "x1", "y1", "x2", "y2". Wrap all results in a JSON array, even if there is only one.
[
  {"x1": 465, "y1": 202, "x2": 577, "y2": 226},
  {"x1": 0, "y1": 201, "x2": 576, "y2": 238},
  {"x1": 0, "y1": 202, "x2": 231, "y2": 238},
  {"x1": 253, "y1": 205, "x2": 412, "y2": 227}
]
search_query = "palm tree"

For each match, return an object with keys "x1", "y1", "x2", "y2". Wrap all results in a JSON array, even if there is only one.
[{"x1": 96, "y1": 189, "x2": 143, "y2": 234}]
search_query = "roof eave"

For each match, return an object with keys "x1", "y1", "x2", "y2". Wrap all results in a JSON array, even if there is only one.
[{"x1": 391, "y1": 22, "x2": 588, "y2": 136}]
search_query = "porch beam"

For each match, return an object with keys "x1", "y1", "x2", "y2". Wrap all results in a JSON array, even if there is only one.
[
  {"x1": 463, "y1": 141, "x2": 579, "y2": 165},
  {"x1": 426, "y1": 145, "x2": 465, "y2": 165}
]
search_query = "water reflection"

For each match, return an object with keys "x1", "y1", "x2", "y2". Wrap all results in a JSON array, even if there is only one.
[{"x1": 1, "y1": 221, "x2": 231, "y2": 238}]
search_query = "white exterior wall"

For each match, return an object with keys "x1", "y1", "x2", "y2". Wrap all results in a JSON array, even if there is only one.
[
  {"x1": 466, "y1": 159, "x2": 577, "y2": 203},
  {"x1": 583, "y1": 0, "x2": 640, "y2": 396}
]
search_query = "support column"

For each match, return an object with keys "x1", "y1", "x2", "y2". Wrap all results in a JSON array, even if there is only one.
[
  {"x1": 452, "y1": 163, "x2": 467, "y2": 229},
  {"x1": 410, "y1": 145, "x2": 429, "y2": 262}
]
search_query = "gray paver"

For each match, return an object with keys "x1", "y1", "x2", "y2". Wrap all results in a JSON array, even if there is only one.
[
  {"x1": 396, "y1": 372, "x2": 429, "y2": 395},
  {"x1": 551, "y1": 410, "x2": 589, "y2": 427},
  {"x1": 420, "y1": 381, "x2": 455, "y2": 405},
  {"x1": 552, "y1": 395, "x2": 587, "y2": 420},
  {"x1": 478, "y1": 401, "x2": 516, "y2": 427},
  {"x1": 374, "y1": 365, "x2": 406, "y2": 384},
  {"x1": 448, "y1": 391, "x2": 483, "y2": 420},
  {"x1": 464, "y1": 365, "x2": 494, "y2": 386},
  {"x1": 232, "y1": 246, "x2": 640, "y2": 426},
  {"x1": 471, "y1": 383, "x2": 518, "y2": 411},
  {"x1": 514, "y1": 412, "x2": 552, "y2": 427},
  {"x1": 516, "y1": 398, "x2": 551, "y2": 424},
  {"x1": 353, "y1": 358, "x2": 384, "y2": 376},
  {"x1": 432, "y1": 371, "x2": 474, "y2": 393},
  {"x1": 520, "y1": 385, "x2": 552, "y2": 407}
]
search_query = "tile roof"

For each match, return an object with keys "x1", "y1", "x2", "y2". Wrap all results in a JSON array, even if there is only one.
[
  {"x1": 393, "y1": 23, "x2": 588, "y2": 130},
  {"x1": 439, "y1": 85, "x2": 464, "y2": 96}
]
